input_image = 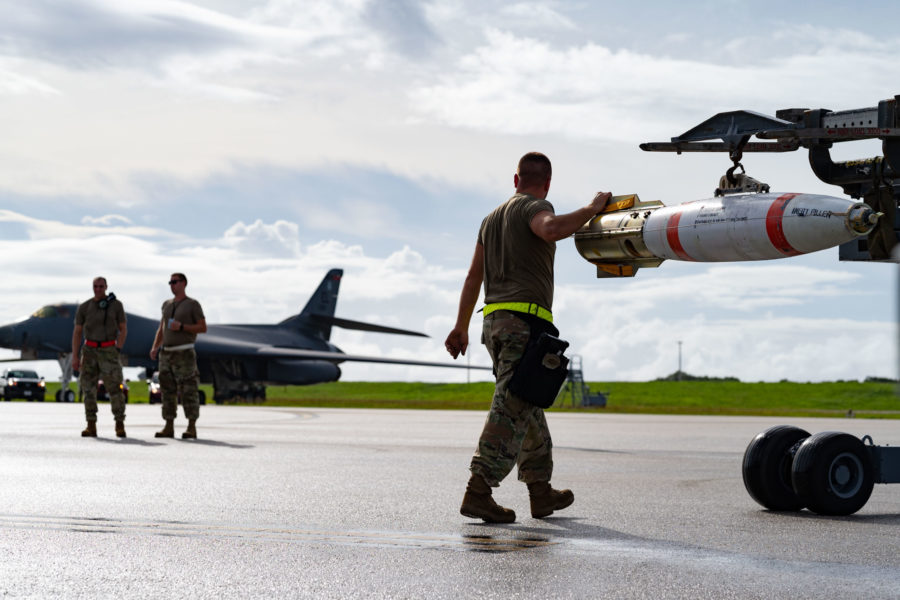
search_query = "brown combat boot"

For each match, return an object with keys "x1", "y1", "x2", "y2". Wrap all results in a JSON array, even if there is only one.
[
  {"x1": 528, "y1": 481, "x2": 574, "y2": 518},
  {"x1": 155, "y1": 419, "x2": 174, "y2": 438},
  {"x1": 115, "y1": 420, "x2": 126, "y2": 438},
  {"x1": 460, "y1": 474, "x2": 516, "y2": 523},
  {"x1": 182, "y1": 419, "x2": 197, "y2": 439},
  {"x1": 81, "y1": 421, "x2": 97, "y2": 437}
]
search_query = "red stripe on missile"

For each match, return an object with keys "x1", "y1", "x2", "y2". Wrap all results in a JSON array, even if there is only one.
[
  {"x1": 765, "y1": 194, "x2": 802, "y2": 256},
  {"x1": 665, "y1": 211, "x2": 694, "y2": 261}
]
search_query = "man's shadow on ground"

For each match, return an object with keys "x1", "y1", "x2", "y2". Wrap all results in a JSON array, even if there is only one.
[{"x1": 91, "y1": 436, "x2": 253, "y2": 449}]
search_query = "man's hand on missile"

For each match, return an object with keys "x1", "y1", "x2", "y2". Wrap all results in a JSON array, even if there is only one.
[
  {"x1": 591, "y1": 191, "x2": 612, "y2": 214},
  {"x1": 444, "y1": 328, "x2": 468, "y2": 359}
]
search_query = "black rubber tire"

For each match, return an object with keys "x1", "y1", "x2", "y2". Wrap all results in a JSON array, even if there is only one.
[
  {"x1": 791, "y1": 431, "x2": 874, "y2": 516},
  {"x1": 64, "y1": 389, "x2": 75, "y2": 403},
  {"x1": 55, "y1": 389, "x2": 62, "y2": 402},
  {"x1": 742, "y1": 425, "x2": 810, "y2": 511}
]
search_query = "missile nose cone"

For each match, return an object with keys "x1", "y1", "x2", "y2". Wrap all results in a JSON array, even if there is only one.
[{"x1": 846, "y1": 203, "x2": 881, "y2": 235}]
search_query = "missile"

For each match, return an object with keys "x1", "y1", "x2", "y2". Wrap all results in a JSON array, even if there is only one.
[{"x1": 573, "y1": 192, "x2": 881, "y2": 277}]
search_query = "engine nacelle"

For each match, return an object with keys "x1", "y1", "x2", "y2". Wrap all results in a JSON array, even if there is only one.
[{"x1": 266, "y1": 359, "x2": 341, "y2": 385}]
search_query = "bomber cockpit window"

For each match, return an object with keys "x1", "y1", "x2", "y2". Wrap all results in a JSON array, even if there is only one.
[{"x1": 31, "y1": 305, "x2": 71, "y2": 319}]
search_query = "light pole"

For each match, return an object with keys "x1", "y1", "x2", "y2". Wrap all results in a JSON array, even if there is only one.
[{"x1": 677, "y1": 341, "x2": 683, "y2": 381}]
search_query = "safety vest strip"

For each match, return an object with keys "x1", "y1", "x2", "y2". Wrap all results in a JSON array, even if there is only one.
[{"x1": 482, "y1": 302, "x2": 553, "y2": 323}]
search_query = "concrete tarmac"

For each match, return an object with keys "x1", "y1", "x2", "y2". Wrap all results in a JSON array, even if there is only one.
[{"x1": 0, "y1": 402, "x2": 898, "y2": 599}]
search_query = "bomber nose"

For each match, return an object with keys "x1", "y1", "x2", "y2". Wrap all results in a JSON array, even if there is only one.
[{"x1": 0, "y1": 323, "x2": 15, "y2": 347}]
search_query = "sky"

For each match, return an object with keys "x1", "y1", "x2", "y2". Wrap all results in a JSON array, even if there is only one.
[{"x1": 0, "y1": 0, "x2": 897, "y2": 384}]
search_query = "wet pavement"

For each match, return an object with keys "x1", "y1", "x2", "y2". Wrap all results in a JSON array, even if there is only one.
[{"x1": 1, "y1": 402, "x2": 898, "y2": 599}]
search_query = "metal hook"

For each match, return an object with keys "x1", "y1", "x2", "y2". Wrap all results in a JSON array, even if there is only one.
[{"x1": 725, "y1": 162, "x2": 745, "y2": 186}]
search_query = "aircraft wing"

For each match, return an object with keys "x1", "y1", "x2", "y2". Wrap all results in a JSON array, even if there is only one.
[{"x1": 197, "y1": 335, "x2": 491, "y2": 371}]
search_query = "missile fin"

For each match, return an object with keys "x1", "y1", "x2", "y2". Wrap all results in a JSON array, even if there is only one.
[{"x1": 603, "y1": 195, "x2": 637, "y2": 213}]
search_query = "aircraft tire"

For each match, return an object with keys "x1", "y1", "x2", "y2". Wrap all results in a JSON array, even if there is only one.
[
  {"x1": 742, "y1": 425, "x2": 809, "y2": 511},
  {"x1": 791, "y1": 432, "x2": 874, "y2": 516},
  {"x1": 64, "y1": 389, "x2": 75, "y2": 403},
  {"x1": 55, "y1": 389, "x2": 62, "y2": 402}
]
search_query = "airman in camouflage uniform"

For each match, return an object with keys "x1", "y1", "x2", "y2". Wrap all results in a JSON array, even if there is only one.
[
  {"x1": 445, "y1": 152, "x2": 610, "y2": 522},
  {"x1": 72, "y1": 277, "x2": 128, "y2": 438},
  {"x1": 149, "y1": 273, "x2": 207, "y2": 439}
]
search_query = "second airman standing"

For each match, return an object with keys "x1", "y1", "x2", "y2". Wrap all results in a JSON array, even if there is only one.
[{"x1": 150, "y1": 273, "x2": 207, "y2": 439}]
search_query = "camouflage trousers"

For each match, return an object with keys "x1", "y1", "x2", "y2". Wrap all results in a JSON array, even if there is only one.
[
  {"x1": 158, "y1": 348, "x2": 200, "y2": 421},
  {"x1": 80, "y1": 345, "x2": 125, "y2": 422},
  {"x1": 470, "y1": 310, "x2": 553, "y2": 487}
]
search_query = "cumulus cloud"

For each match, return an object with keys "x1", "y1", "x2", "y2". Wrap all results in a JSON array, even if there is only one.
[{"x1": 223, "y1": 218, "x2": 301, "y2": 256}]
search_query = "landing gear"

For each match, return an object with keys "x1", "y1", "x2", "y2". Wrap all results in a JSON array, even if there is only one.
[
  {"x1": 55, "y1": 388, "x2": 75, "y2": 402},
  {"x1": 791, "y1": 432, "x2": 875, "y2": 516},
  {"x1": 210, "y1": 359, "x2": 265, "y2": 404},
  {"x1": 55, "y1": 353, "x2": 76, "y2": 402},
  {"x1": 743, "y1": 427, "x2": 886, "y2": 516},
  {"x1": 742, "y1": 425, "x2": 809, "y2": 511}
]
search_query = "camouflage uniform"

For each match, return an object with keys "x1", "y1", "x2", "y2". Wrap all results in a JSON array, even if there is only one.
[
  {"x1": 467, "y1": 192, "x2": 558, "y2": 488},
  {"x1": 80, "y1": 346, "x2": 126, "y2": 423},
  {"x1": 75, "y1": 298, "x2": 126, "y2": 423},
  {"x1": 471, "y1": 310, "x2": 553, "y2": 486},
  {"x1": 158, "y1": 296, "x2": 204, "y2": 421},
  {"x1": 158, "y1": 348, "x2": 200, "y2": 420}
]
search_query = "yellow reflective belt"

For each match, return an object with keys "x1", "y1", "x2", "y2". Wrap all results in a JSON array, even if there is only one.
[{"x1": 482, "y1": 302, "x2": 553, "y2": 323}]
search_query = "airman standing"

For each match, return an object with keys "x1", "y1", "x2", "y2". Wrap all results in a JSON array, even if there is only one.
[
  {"x1": 150, "y1": 273, "x2": 207, "y2": 439},
  {"x1": 73, "y1": 276, "x2": 128, "y2": 438}
]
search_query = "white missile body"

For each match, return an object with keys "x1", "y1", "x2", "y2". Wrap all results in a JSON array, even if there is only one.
[{"x1": 574, "y1": 192, "x2": 880, "y2": 277}]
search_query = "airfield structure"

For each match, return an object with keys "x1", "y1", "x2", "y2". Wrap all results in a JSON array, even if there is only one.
[
  {"x1": 638, "y1": 94, "x2": 900, "y2": 516},
  {"x1": 558, "y1": 355, "x2": 607, "y2": 408}
]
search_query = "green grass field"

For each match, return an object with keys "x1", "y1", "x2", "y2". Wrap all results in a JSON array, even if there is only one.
[{"x1": 36, "y1": 379, "x2": 899, "y2": 418}]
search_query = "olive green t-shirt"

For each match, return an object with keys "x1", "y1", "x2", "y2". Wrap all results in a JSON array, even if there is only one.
[
  {"x1": 478, "y1": 193, "x2": 555, "y2": 311},
  {"x1": 160, "y1": 297, "x2": 205, "y2": 346},
  {"x1": 75, "y1": 298, "x2": 126, "y2": 342}
]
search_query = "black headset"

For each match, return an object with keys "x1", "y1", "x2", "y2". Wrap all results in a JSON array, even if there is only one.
[{"x1": 98, "y1": 292, "x2": 116, "y2": 309}]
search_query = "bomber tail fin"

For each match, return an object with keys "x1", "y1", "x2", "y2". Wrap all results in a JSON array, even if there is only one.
[
  {"x1": 279, "y1": 269, "x2": 429, "y2": 341},
  {"x1": 279, "y1": 269, "x2": 343, "y2": 340}
]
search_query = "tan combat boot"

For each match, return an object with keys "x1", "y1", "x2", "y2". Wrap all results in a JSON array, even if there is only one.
[
  {"x1": 460, "y1": 474, "x2": 516, "y2": 523},
  {"x1": 115, "y1": 420, "x2": 126, "y2": 438},
  {"x1": 528, "y1": 481, "x2": 574, "y2": 518},
  {"x1": 81, "y1": 421, "x2": 97, "y2": 437},
  {"x1": 182, "y1": 419, "x2": 197, "y2": 439},
  {"x1": 155, "y1": 419, "x2": 174, "y2": 438}
]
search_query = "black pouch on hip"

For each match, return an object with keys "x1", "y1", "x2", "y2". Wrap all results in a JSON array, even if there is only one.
[{"x1": 508, "y1": 331, "x2": 570, "y2": 409}]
